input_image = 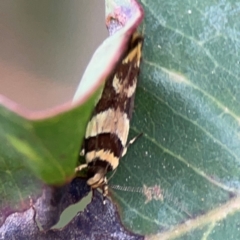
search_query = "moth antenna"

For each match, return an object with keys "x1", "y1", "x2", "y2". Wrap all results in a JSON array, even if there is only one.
[
  {"x1": 110, "y1": 184, "x2": 144, "y2": 193},
  {"x1": 107, "y1": 168, "x2": 117, "y2": 183}
]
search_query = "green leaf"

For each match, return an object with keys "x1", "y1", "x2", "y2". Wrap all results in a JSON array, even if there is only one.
[
  {"x1": 0, "y1": 91, "x2": 99, "y2": 225},
  {"x1": 110, "y1": 0, "x2": 240, "y2": 238}
]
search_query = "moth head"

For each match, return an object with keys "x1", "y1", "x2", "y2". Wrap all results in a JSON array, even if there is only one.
[{"x1": 87, "y1": 164, "x2": 108, "y2": 189}]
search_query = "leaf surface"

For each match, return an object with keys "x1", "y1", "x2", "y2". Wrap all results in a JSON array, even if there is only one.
[
  {"x1": 0, "y1": 91, "x2": 98, "y2": 225},
  {"x1": 109, "y1": 0, "x2": 240, "y2": 238}
]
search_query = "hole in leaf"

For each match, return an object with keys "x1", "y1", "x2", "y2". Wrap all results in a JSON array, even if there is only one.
[{"x1": 51, "y1": 191, "x2": 92, "y2": 229}]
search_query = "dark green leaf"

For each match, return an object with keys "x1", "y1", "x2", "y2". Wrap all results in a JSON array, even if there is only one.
[
  {"x1": 110, "y1": 0, "x2": 240, "y2": 238},
  {"x1": 0, "y1": 91, "x2": 98, "y2": 225}
]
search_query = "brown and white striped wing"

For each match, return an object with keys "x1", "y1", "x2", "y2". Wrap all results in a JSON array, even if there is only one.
[{"x1": 84, "y1": 32, "x2": 143, "y2": 171}]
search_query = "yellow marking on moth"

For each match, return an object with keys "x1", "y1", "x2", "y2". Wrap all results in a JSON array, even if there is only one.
[
  {"x1": 6, "y1": 135, "x2": 40, "y2": 162},
  {"x1": 88, "y1": 175, "x2": 106, "y2": 189},
  {"x1": 112, "y1": 75, "x2": 137, "y2": 98},
  {"x1": 86, "y1": 150, "x2": 119, "y2": 170},
  {"x1": 112, "y1": 75, "x2": 121, "y2": 93},
  {"x1": 122, "y1": 38, "x2": 142, "y2": 66},
  {"x1": 85, "y1": 108, "x2": 129, "y2": 146},
  {"x1": 126, "y1": 79, "x2": 137, "y2": 97},
  {"x1": 87, "y1": 173, "x2": 103, "y2": 187},
  {"x1": 113, "y1": 33, "x2": 142, "y2": 97}
]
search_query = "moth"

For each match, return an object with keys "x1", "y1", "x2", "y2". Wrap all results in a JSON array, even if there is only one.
[{"x1": 76, "y1": 31, "x2": 143, "y2": 203}]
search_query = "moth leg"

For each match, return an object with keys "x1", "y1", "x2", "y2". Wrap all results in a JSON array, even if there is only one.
[
  {"x1": 80, "y1": 148, "x2": 85, "y2": 156},
  {"x1": 75, "y1": 163, "x2": 88, "y2": 173},
  {"x1": 76, "y1": 144, "x2": 86, "y2": 172},
  {"x1": 122, "y1": 132, "x2": 143, "y2": 157},
  {"x1": 102, "y1": 177, "x2": 108, "y2": 205}
]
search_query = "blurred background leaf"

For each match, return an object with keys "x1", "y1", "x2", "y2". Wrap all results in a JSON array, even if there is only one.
[{"x1": 0, "y1": 0, "x2": 107, "y2": 110}]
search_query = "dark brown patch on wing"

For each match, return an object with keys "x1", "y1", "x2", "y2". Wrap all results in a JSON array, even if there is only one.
[
  {"x1": 92, "y1": 34, "x2": 143, "y2": 120},
  {"x1": 88, "y1": 157, "x2": 113, "y2": 173},
  {"x1": 85, "y1": 133, "x2": 124, "y2": 158}
]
